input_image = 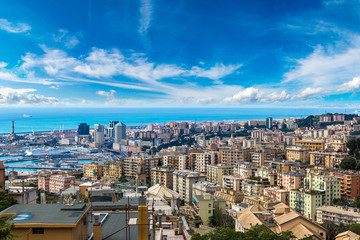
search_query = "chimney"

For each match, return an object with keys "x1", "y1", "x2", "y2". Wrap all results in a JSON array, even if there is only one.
[
  {"x1": 93, "y1": 215, "x2": 102, "y2": 240},
  {"x1": 138, "y1": 205, "x2": 149, "y2": 240}
]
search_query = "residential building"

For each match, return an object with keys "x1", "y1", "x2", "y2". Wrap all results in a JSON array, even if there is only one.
[
  {"x1": 102, "y1": 161, "x2": 123, "y2": 179},
  {"x1": 8, "y1": 186, "x2": 37, "y2": 204},
  {"x1": 316, "y1": 206, "x2": 360, "y2": 225},
  {"x1": 163, "y1": 154, "x2": 188, "y2": 170},
  {"x1": 123, "y1": 156, "x2": 160, "y2": 180},
  {"x1": 190, "y1": 150, "x2": 219, "y2": 173},
  {"x1": 290, "y1": 189, "x2": 324, "y2": 220},
  {"x1": 296, "y1": 139, "x2": 325, "y2": 151},
  {"x1": 151, "y1": 166, "x2": 174, "y2": 188},
  {"x1": 172, "y1": 170, "x2": 206, "y2": 203},
  {"x1": 206, "y1": 164, "x2": 233, "y2": 187},
  {"x1": 222, "y1": 175, "x2": 242, "y2": 192},
  {"x1": 277, "y1": 171, "x2": 305, "y2": 191},
  {"x1": 49, "y1": 175, "x2": 75, "y2": 193},
  {"x1": 219, "y1": 147, "x2": 251, "y2": 165},
  {"x1": 286, "y1": 145, "x2": 310, "y2": 163},
  {"x1": 83, "y1": 163, "x2": 103, "y2": 180},
  {"x1": 233, "y1": 162, "x2": 255, "y2": 179},
  {"x1": 193, "y1": 194, "x2": 226, "y2": 225},
  {"x1": 241, "y1": 178, "x2": 271, "y2": 196},
  {"x1": 235, "y1": 203, "x2": 326, "y2": 239},
  {"x1": 336, "y1": 231, "x2": 360, "y2": 240},
  {"x1": 38, "y1": 174, "x2": 51, "y2": 192},
  {"x1": 263, "y1": 187, "x2": 289, "y2": 205},
  {"x1": 310, "y1": 150, "x2": 348, "y2": 168},
  {"x1": 266, "y1": 117, "x2": 273, "y2": 129},
  {"x1": 192, "y1": 181, "x2": 221, "y2": 196},
  {"x1": 214, "y1": 188, "x2": 244, "y2": 205},
  {"x1": 0, "y1": 204, "x2": 91, "y2": 240},
  {"x1": 330, "y1": 171, "x2": 360, "y2": 200},
  {"x1": 320, "y1": 115, "x2": 332, "y2": 123}
]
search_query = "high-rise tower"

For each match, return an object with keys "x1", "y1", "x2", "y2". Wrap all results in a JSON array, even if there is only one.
[{"x1": 114, "y1": 122, "x2": 126, "y2": 143}]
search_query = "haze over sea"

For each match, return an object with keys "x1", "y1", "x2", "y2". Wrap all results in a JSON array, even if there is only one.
[{"x1": 0, "y1": 107, "x2": 357, "y2": 133}]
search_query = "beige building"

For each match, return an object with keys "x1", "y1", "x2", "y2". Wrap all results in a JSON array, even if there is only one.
[
  {"x1": 123, "y1": 156, "x2": 160, "y2": 180},
  {"x1": 83, "y1": 163, "x2": 103, "y2": 180},
  {"x1": 190, "y1": 150, "x2": 219, "y2": 174},
  {"x1": 316, "y1": 206, "x2": 360, "y2": 225},
  {"x1": 38, "y1": 174, "x2": 51, "y2": 192},
  {"x1": 310, "y1": 150, "x2": 348, "y2": 168},
  {"x1": 222, "y1": 175, "x2": 241, "y2": 192},
  {"x1": 151, "y1": 166, "x2": 174, "y2": 188},
  {"x1": 207, "y1": 164, "x2": 233, "y2": 187},
  {"x1": 286, "y1": 145, "x2": 310, "y2": 163},
  {"x1": 172, "y1": 170, "x2": 206, "y2": 203}
]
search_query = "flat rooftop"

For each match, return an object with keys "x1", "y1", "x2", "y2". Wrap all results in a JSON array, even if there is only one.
[{"x1": 1, "y1": 204, "x2": 91, "y2": 225}]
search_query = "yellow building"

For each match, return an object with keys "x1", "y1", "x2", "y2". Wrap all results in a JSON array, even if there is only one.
[
  {"x1": 0, "y1": 204, "x2": 91, "y2": 240},
  {"x1": 83, "y1": 163, "x2": 103, "y2": 180},
  {"x1": 193, "y1": 194, "x2": 226, "y2": 225},
  {"x1": 151, "y1": 166, "x2": 174, "y2": 188},
  {"x1": 286, "y1": 145, "x2": 310, "y2": 163},
  {"x1": 102, "y1": 161, "x2": 123, "y2": 179},
  {"x1": 296, "y1": 139, "x2": 325, "y2": 151},
  {"x1": 163, "y1": 155, "x2": 188, "y2": 170}
]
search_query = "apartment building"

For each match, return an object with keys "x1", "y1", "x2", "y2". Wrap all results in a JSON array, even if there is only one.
[
  {"x1": 49, "y1": 175, "x2": 75, "y2": 193},
  {"x1": 206, "y1": 164, "x2": 233, "y2": 187},
  {"x1": 192, "y1": 181, "x2": 221, "y2": 196},
  {"x1": 263, "y1": 187, "x2": 289, "y2": 205},
  {"x1": 296, "y1": 139, "x2": 325, "y2": 151},
  {"x1": 305, "y1": 173, "x2": 341, "y2": 206},
  {"x1": 316, "y1": 206, "x2": 360, "y2": 225},
  {"x1": 151, "y1": 166, "x2": 174, "y2": 188},
  {"x1": 172, "y1": 170, "x2": 206, "y2": 203},
  {"x1": 38, "y1": 174, "x2": 51, "y2": 192},
  {"x1": 330, "y1": 171, "x2": 360, "y2": 200},
  {"x1": 241, "y1": 178, "x2": 271, "y2": 196},
  {"x1": 222, "y1": 175, "x2": 242, "y2": 192},
  {"x1": 123, "y1": 156, "x2": 160, "y2": 180},
  {"x1": 290, "y1": 189, "x2": 324, "y2": 220},
  {"x1": 286, "y1": 145, "x2": 310, "y2": 163},
  {"x1": 219, "y1": 147, "x2": 251, "y2": 165},
  {"x1": 193, "y1": 194, "x2": 226, "y2": 225},
  {"x1": 254, "y1": 166, "x2": 278, "y2": 186},
  {"x1": 190, "y1": 150, "x2": 219, "y2": 173},
  {"x1": 83, "y1": 163, "x2": 103, "y2": 180},
  {"x1": 102, "y1": 161, "x2": 123, "y2": 179},
  {"x1": 163, "y1": 154, "x2": 188, "y2": 170},
  {"x1": 277, "y1": 171, "x2": 305, "y2": 191},
  {"x1": 310, "y1": 150, "x2": 348, "y2": 168},
  {"x1": 233, "y1": 162, "x2": 255, "y2": 179}
]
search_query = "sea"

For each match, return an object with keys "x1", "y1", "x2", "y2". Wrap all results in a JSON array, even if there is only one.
[{"x1": 0, "y1": 107, "x2": 357, "y2": 134}]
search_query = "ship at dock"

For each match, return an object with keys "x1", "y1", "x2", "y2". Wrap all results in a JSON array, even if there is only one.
[{"x1": 25, "y1": 147, "x2": 70, "y2": 156}]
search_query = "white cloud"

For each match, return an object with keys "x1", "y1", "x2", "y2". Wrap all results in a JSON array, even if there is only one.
[
  {"x1": 97, "y1": 89, "x2": 122, "y2": 104},
  {"x1": 293, "y1": 87, "x2": 324, "y2": 99},
  {"x1": 0, "y1": 87, "x2": 58, "y2": 104},
  {"x1": 0, "y1": 62, "x2": 8, "y2": 68},
  {"x1": 338, "y1": 77, "x2": 360, "y2": 92},
  {"x1": 138, "y1": 0, "x2": 153, "y2": 35},
  {"x1": 189, "y1": 63, "x2": 242, "y2": 82},
  {"x1": 53, "y1": 29, "x2": 80, "y2": 48},
  {"x1": 283, "y1": 44, "x2": 360, "y2": 87},
  {"x1": 224, "y1": 87, "x2": 263, "y2": 102},
  {"x1": 0, "y1": 18, "x2": 31, "y2": 33}
]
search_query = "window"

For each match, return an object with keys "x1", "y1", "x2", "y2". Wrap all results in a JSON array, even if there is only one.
[{"x1": 32, "y1": 228, "x2": 44, "y2": 234}]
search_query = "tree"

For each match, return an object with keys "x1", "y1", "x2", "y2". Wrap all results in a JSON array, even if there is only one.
[
  {"x1": 208, "y1": 207, "x2": 234, "y2": 228},
  {"x1": 322, "y1": 220, "x2": 347, "y2": 240},
  {"x1": 347, "y1": 139, "x2": 357, "y2": 156},
  {"x1": 349, "y1": 223, "x2": 360, "y2": 235},
  {"x1": 157, "y1": 159, "x2": 162, "y2": 167},
  {"x1": 340, "y1": 156, "x2": 357, "y2": 170},
  {"x1": 0, "y1": 192, "x2": 17, "y2": 212},
  {"x1": 0, "y1": 217, "x2": 16, "y2": 240}
]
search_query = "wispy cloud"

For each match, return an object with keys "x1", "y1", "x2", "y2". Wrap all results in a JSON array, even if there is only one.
[
  {"x1": 97, "y1": 89, "x2": 122, "y2": 104},
  {"x1": 0, "y1": 87, "x2": 58, "y2": 105},
  {"x1": 53, "y1": 29, "x2": 80, "y2": 48},
  {"x1": 138, "y1": 0, "x2": 153, "y2": 35},
  {"x1": 0, "y1": 18, "x2": 31, "y2": 33},
  {"x1": 188, "y1": 63, "x2": 242, "y2": 83}
]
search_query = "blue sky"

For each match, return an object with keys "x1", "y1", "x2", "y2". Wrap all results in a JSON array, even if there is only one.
[{"x1": 0, "y1": 0, "x2": 360, "y2": 107}]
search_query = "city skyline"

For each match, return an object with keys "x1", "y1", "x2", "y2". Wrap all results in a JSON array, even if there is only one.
[{"x1": 0, "y1": 0, "x2": 360, "y2": 107}]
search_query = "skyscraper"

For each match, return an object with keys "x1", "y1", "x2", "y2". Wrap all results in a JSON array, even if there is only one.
[
  {"x1": 266, "y1": 117, "x2": 273, "y2": 129},
  {"x1": 114, "y1": 122, "x2": 126, "y2": 143},
  {"x1": 94, "y1": 124, "x2": 105, "y2": 145},
  {"x1": 77, "y1": 123, "x2": 90, "y2": 135},
  {"x1": 107, "y1": 120, "x2": 119, "y2": 137}
]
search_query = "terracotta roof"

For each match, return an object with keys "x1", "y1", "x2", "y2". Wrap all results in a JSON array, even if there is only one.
[{"x1": 335, "y1": 230, "x2": 360, "y2": 240}]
